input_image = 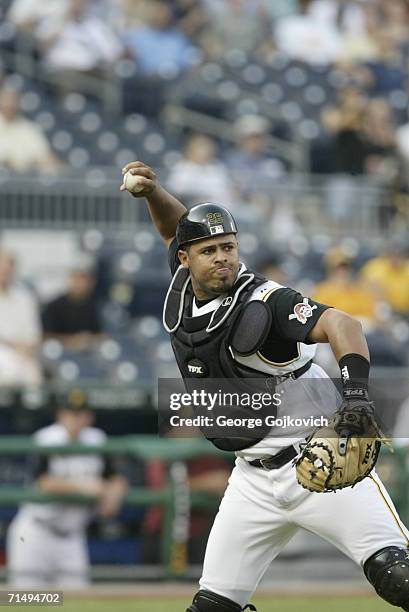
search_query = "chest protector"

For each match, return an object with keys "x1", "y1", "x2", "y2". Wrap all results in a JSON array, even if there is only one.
[{"x1": 163, "y1": 266, "x2": 276, "y2": 451}]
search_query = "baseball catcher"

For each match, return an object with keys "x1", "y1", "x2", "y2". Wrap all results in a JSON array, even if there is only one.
[{"x1": 121, "y1": 161, "x2": 409, "y2": 612}]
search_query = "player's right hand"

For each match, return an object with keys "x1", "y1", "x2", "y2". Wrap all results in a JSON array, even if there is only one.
[{"x1": 120, "y1": 161, "x2": 157, "y2": 197}]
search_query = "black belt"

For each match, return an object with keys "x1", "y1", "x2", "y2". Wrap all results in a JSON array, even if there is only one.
[
  {"x1": 272, "y1": 359, "x2": 313, "y2": 385},
  {"x1": 249, "y1": 360, "x2": 312, "y2": 470},
  {"x1": 249, "y1": 445, "x2": 298, "y2": 470}
]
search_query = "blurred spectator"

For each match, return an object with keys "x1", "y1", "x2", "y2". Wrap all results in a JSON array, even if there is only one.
[
  {"x1": 313, "y1": 247, "x2": 379, "y2": 330},
  {"x1": 313, "y1": 247, "x2": 405, "y2": 366},
  {"x1": 7, "y1": 0, "x2": 68, "y2": 34},
  {"x1": 0, "y1": 249, "x2": 42, "y2": 387},
  {"x1": 360, "y1": 239, "x2": 409, "y2": 316},
  {"x1": 7, "y1": 390, "x2": 128, "y2": 588},
  {"x1": 365, "y1": 29, "x2": 406, "y2": 95},
  {"x1": 308, "y1": 0, "x2": 366, "y2": 36},
  {"x1": 321, "y1": 86, "x2": 367, "y2": 175},
  {"x1": 141, "y1": 456, "x2": 231, "y2": 565},
  {"x1": 37, "y1": 0, "x2": 123, "y2": 85},
  {"x1": 274, "y1": 0, "x2": 342, "y2": 64},
  {"x1": 88, "y1": 0, "x2": 125, "y2": 28},
  {"x1": 42, "y1": 254, "x2": 103, "y2": 352},
  {"x1": 321, "y1": 90, "x2": 397, "y2": 184},
  {"x1": 337, "y1": 2, "x2": 381, "y2": 64},
  {"x1": 200, "y1": 0, "x2": 269, "y2": 59},
  {"x1": 166, "y1": 133, "x2": 234, "y2": 207},
  {"x1": 171, "y1": 0, "x2": 209, "y2": 41},
  {"x1": 361, "y1": 97, "x2": 397, "y2": 180},
  {"x1": 7, "y1": 0, "x2": 118, "y2": 34},
  {"x1": 262, "y1": 0, "x2": 299, "y2": 21},
  {"x1": 116, "y1": 0, "x2": 151, "y2": 29},
  {"x1": 225, "y1": 115, "x2": 285, "y2": 200},
  {"x1": 123, "y1": 1, "x2": 198, "y2": 77},
  {"x1": 382, "y1": 0, "x2": 409, "y2": 46},
  {"x1": 0, "y1": 87, "x2": 60, "y2": 174}
]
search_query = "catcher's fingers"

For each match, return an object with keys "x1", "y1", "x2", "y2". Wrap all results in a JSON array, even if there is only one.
[
  {"x1": 122, "y1": 167, "x2": 156, "y2": 182},
  {"x1": 126, "y1": 166, "x2": 156, "y2": 179},
  {"x1": 122, "y1": 160, "x2": 155, "y2": 176},
  {"x1": 119, "y1": 175, "x2": 155, "y2": 195},
  {"x1": 120, "y1": 161, "x2": 157, "y2": 196}
]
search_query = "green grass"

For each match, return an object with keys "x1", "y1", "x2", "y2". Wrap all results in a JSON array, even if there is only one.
[{"x1": 56, "y1": 596, "x2": 395, "y2": 612}]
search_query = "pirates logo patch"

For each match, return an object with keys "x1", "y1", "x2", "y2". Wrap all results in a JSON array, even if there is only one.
[{"x1": 288, "y1": 297, "x2": 317, "y2": 324}]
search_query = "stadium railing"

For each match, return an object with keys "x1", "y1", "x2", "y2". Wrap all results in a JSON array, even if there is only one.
[
  {"x1": 0, "y1": 435, "x2": 406, "y2": 580},
  {"x1": 162, "y1": 104, "x2": 307, "y2": 172},
  {"x1": 0, "y1": 171, "x2": 395, "y2": 239},
  {"x1": 0, "y1": 435, "x2": 229, "y2": 579}
]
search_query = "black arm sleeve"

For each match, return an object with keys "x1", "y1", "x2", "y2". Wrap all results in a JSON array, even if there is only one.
[
  {"x1": 265, "y1": 288, "x2": 331, "y2": 344},
  {"x1": 168, "y1": 238, "x2": 180, "y2": 275}
]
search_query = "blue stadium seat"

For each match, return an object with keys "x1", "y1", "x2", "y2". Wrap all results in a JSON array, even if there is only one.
[
  {"x1": 34, "y1": 110, "x2": 57, "y2": 132},
  {"x1": 200, "y1": 62, "x2": 224, "y2": 83},
  {"x1": 79, "y1": 111, "x2": 103, "y2": 134},
  {"x1": 242, "y1": 63, "x2": 266, "y2": 86}
]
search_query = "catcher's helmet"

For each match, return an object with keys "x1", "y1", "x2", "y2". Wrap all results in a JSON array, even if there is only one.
[{"x1": 176, "y1": 203, "x2": 238, "y2": 247}]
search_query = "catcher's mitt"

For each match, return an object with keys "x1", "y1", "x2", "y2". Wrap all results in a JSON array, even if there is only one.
[{"x1": 294, "y1": 397, "x2": 388, "y2": 493}]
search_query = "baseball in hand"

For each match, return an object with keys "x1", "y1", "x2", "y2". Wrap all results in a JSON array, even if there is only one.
[{"x1": 123, "y1": 171, "x2": 145, "y2": 193}]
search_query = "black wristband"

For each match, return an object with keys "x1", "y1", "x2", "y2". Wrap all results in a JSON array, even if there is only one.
[{"x1": 339, "y1": 353, "x2": 370, "y2": 397}]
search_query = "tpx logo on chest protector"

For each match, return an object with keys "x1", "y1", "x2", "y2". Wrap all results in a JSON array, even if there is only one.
[
  {"x1": 288, "y1": 297, "x2": 317, "y2": 324},
  {"x1": 187, "y1": 358, "x2": 208, "y2": 377}
]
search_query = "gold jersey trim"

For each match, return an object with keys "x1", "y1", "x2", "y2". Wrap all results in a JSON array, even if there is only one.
[
  {"x1": 256, "y1": 285, "x2": 301, "y2": 368},
  {"x1": 369, "y1": 474, "x2": 409, "y2": 547}
]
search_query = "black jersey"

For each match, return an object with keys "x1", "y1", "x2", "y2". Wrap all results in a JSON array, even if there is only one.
[{"x1": 167, "y1": 238, "x2": 330, "y2": 373}]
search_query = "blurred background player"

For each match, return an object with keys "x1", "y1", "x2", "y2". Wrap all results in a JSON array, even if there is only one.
[{"x1": 6, "y1": 390, "x2": 128, "y2": 588}]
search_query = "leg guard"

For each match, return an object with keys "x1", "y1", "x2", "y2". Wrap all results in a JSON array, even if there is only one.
[
  {"x1": 364, "y1": 546, "x2": 409, "y2": 610},
  {"x1": 186, "y1": 590, "x2": 256, "y2": 612}
]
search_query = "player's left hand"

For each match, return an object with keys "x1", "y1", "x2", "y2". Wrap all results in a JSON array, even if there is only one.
[
  {"x1": 294, "y1": 395, "x2": 387, "y2": 493},
  {"x1": 334, "y1": 392, "x2": 375, "y2": 437}
]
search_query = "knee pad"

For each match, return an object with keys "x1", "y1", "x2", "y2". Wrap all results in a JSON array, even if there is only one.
[
  {"x1": 186, "y1": 590, "x2": 256, "y2": 612},
  {"x1": 364, "y1": 546, "x2": 409, "y2": 609}
]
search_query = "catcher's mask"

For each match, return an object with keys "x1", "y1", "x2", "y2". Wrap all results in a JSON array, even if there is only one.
[{"x1": 176, "y1": 203, "x2": 238, "y2": 248}]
